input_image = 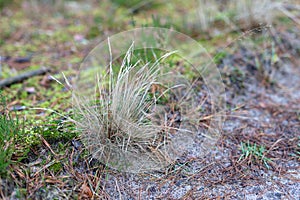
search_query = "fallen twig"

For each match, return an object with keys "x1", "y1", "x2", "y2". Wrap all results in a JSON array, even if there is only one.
[{"x1": 0, "y1": 67, "x2": 50, "y2": 88}]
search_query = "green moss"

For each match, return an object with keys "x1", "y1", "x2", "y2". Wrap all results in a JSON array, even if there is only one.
[
  {"x1": 49, "y1": 162, "x2": 63, "y2": 174},
  {"x1": 93, "y1": 15, "x2": 103, "y2": 24},
  {"x1": 111, "y1": 0, "x2": 144, "y2": 8},
  {"x1": 87, "y1": 26, "x2": 101, "y2": 39},
  {"x1": 39, "y1": 101, "x2": 51, "y2": 108},
  {"x1": 3, "y1": 44, "x2": 18, "y2": 53},
  {"x1": 20, "y1": 91, "x2": 28, "y2": 99},
  {"x1": 213, "y1": 51, "x2": 227, "y2": 64},
  {"x1": 22, "y1": 43, "x2": 38, "y2": 52},
  {"x1": 53, "y1": 30, "x2": 72, "y2": 43},
  {"x1": 70, "y1": 57, "x2": 82, "y2": 64},
  {"x1": 67, "y1": 24, "x2": 86, "y2": 34},
  {"x1": 31, "y1": 117, "x2": 77, "y2": 143},
  {"x1": 22, "y1": 128, "x2": 40, "y2": 147},
  {"x1": 31, "y1": 32, "x2": 49, "y2": 41}
]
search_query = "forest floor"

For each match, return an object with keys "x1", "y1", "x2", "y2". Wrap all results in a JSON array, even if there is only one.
[{"x1": 0, "y1": 1, "x2": 299, "y2": 199}]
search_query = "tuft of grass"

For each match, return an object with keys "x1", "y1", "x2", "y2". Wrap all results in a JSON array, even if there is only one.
[
  {"x1": 73, "y1": 44, "x2": 193, "y2": 172},
  {"x1": 0, "y1": 91, "x2": 24, "y2": 177},
  {"x1": 238, "y1": 141, "x2": 272, "y2": 169}
]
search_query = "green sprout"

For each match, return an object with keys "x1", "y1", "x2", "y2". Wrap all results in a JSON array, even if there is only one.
[{"x1": 238, "y1": 141, "x2": 272, "y2": 169}]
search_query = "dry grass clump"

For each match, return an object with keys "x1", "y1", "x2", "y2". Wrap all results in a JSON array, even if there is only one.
[{"x1": 72, "y1": 44, "x2": 197, "y2": 173}]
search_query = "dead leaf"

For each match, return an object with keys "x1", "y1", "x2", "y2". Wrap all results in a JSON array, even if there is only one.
[{"x1": 80, "y1": 183, "x2": 93, "y2": 199}]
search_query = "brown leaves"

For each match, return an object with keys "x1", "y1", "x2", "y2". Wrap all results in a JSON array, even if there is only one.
[{"x1": 79, "y1": 182, "x2": 93, "y2": 200}]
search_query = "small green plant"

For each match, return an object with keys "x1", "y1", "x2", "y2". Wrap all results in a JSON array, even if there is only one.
[
  {"x1": 238, "y1": 141, "x2": 272, "y2": 169},
  {"x1": 0, "y1": 91, "x2": 24, "y2": 177},
  {"x1": 49, "y1": 162, "x2": 63, "y2": 174}
]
